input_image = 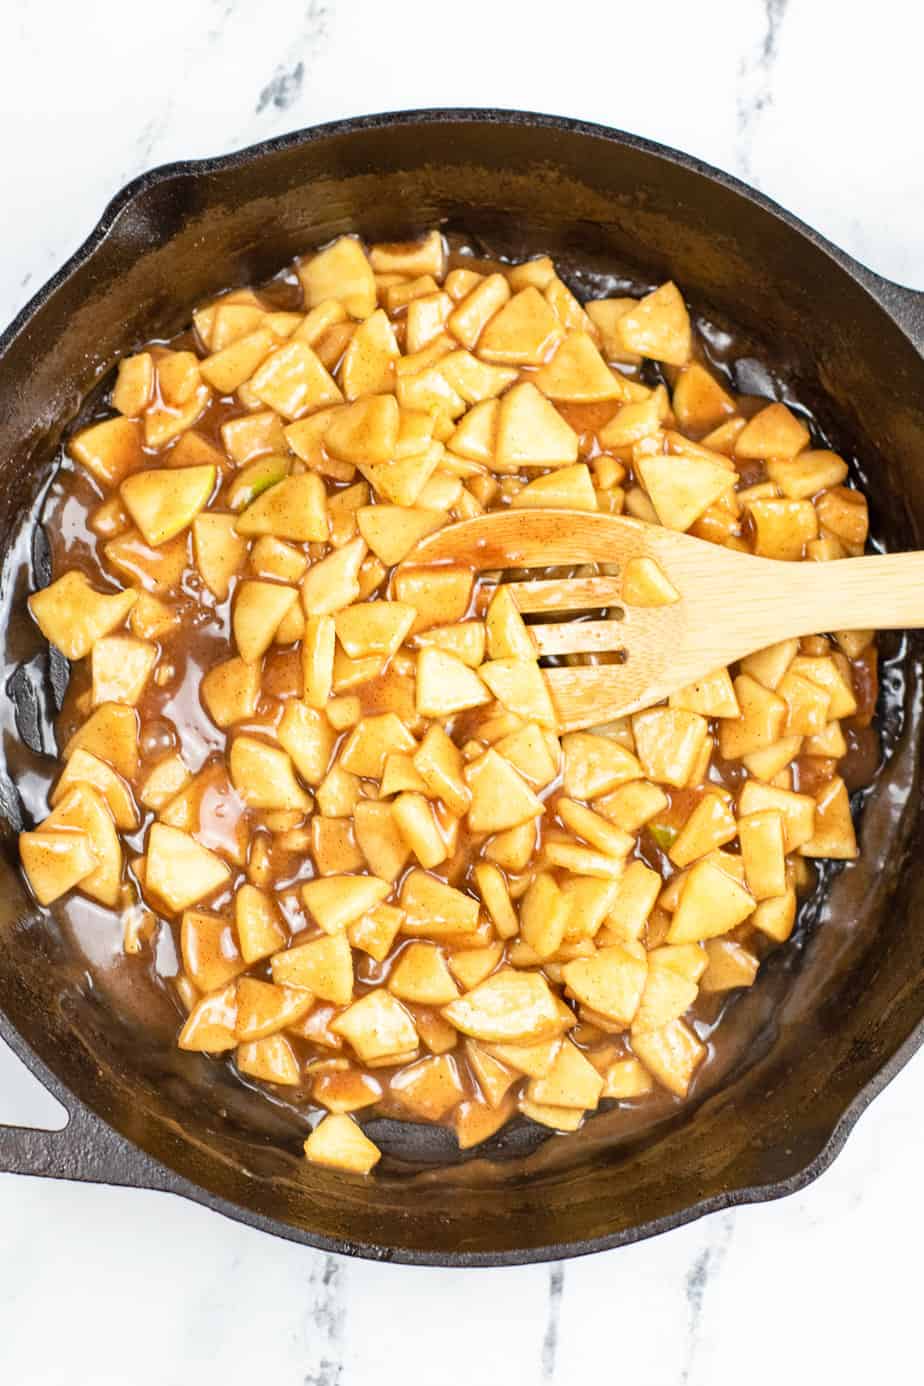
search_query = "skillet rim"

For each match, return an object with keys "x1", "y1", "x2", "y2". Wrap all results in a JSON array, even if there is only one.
[{"x1": 0, "y1": 106, "x2": 922, "y2": 1266}]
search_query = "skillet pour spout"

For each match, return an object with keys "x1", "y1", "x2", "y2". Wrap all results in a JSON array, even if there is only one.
[{"x1": 0, "y1": 109, "x2": 922, "y2": 1266}]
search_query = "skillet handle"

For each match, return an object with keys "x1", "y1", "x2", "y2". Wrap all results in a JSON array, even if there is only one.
[
  {"x1": 864, "y1": 271, "x2": 924, "y2": 353},
  {"x1": 0, "y1": 1040, "x2": 175, "y2": 1191}
]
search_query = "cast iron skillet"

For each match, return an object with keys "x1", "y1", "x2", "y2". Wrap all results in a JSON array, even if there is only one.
[{"x1": 0, "y1": 109, "x2": 922, "y2": 1267}]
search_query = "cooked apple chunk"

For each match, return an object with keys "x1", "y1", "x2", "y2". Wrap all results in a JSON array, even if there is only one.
[
  {"x1": 477, "y1": 287, "x2": 563, "y2": 365},
  {"x1": 192, "y1": 513, "x2": 248, "y2": 599},
  {"x1": 399, "y1": 870, "x2": 479, "y2": 937},
  {"x1": 357, "y1": 504, "x2": 443, "y2": 564},
  {"x1": 20, "y1": 827, "x2": 97, "y2": 905},
  {"x1": 615, "y1": 282, "x2": 691, "y2": 365},
  {"x1": 632, "y1": 709, "x2": 709, "y2": 788},
  {"x1": 234, "y1": 884, "x2": 287, "y2": 964},
  {"x1": 302, "y1": 874, "x2": 390, "y2": 934},
  {"x1": 91, "y1": 636, "x2": 156, "y2": 707},
  {"x1": 201, "y1": 656, "x2": 261, "y2": 729},
  {"x1": 621, "y1": 556, "x2": 680, "y2": 607},
  {"x1": 237, "y1": 1035, "x2": 301, "y2": 1086},
  {"x1": 299, "y1": 236, "x2": 376, "y2": 320},
  {"x1": 562, "y1": 732, "x2": 642, "y2": 799},
  {"x1": 120, "y1": 466, "x2": 215, "y2": 547},
  {"x1": 63, "y1": 702, "x2": 139, "y2": 781},
  {"x1": 178, "y1": 983, "x2": 239, "y2": 1054},
  {"x1": 181, "y1": 910, "x2": 247, "y2": 993},
  {"x1": 304, "y1": 1112, "x2": 382, "y2": 1173},
  {"x1": 800, "y1": 776, "x2": 858, "y2": 859},
  {"x1": 233, "y1": 580, "x2": 297, "y2": 663},
  {"x1": 146, "y1": 823, "x2": 231, "y2": 913},
  {"x1": 29, "y1": 571, "x2": 137, "y2": 661},
  {"x1": 735, "y1": 402, "x2": 809, "y2": 460},
  {"x1": 334, "y1": 601, "x2": 415, "y2": 658},
  {"x1": 466, "y1": 748, "x2": 544, "y2": 833},
  {"x1": 479, "y1": 659, "x2": 557, "y2": 728},
  {"x1": 667, "y1": 859, "x2": 755, "y2": 943},
  {"x1": 69, "y1": 416, "x2": 145, "y2": 486},
  {"x1": 631, "y1": 1018, "x2": 704, "y2": 1097},
  {"x1": 272, "y1": 931, "x2": 353, "y2": 1005},
  {"x1": 229, "y1": 736, "x2": 311, "y2": 812},
  {"x1": 51, "y1": 749, "x2": 139, "y2": 831},
  {"x1": 444, "y1": 969, "x2": 565, "y2": 1044},
  {"x1": 236, "y1": 473, "x2": 328, "y2": 543},
  {"x1": 333, "y1": 988, "x2": 418, "y2": 1064},
  {"x1": 636, "y1": 454, "x2": 732, "y2": 532},
  {"x1": 494, "y1": 382, "x2": 579, "y2": 470}
]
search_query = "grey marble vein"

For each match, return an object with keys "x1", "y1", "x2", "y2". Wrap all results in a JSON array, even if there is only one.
[
  {"x1": 303, "y1": 1253, "x2": 347, "y2": 1386},
  {"x1": 541, "y1": 1262, "x2": 565, "y2": 1381},
  {"x1": 736, "y1": 0, "x2": 789, "y2": 181},
  {"x1": 253, "y1": 1, "x2": 332, "y2": 121},
  {"x1": 681, "y1": 1212, "x2": 735, "y2": 1385}
]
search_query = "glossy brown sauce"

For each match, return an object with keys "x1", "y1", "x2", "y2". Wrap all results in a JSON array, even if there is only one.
[{"x1": 11, "y1": 235, "x2": 902, "y2": 1164}]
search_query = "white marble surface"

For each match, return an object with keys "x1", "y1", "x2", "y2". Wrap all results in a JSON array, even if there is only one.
[{"x1": 1, "y1": 1, "x2": 923, "y2": 1381}]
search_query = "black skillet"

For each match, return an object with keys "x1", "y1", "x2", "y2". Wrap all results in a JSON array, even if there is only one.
[{"x1": 0, "y1": 110, "x2": 922, "y2": 1266}]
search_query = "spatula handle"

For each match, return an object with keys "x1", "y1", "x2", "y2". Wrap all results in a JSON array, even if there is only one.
[{"x1": 770, "y1": 551, "x2": 924, "y2": 636}]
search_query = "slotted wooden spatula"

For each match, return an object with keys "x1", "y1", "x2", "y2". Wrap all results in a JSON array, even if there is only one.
[{"x1": 410, "y1": 509, "x2": 924, "y2": 731}]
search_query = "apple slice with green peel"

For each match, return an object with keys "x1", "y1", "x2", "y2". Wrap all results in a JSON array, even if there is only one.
[
  {"x1": 29, "y1": 571, "x2": 137, "y2": 661},
  {"x1": 226, "y1": 455, "x2": 290, "y2": 512},
  {"x1": 120, "y1": 465, "x2": 216, "y2": 546},
  {"x1": 235, "y1": 473, "x2": 328, "y2": 543},
  {"x1": 20, "y1": 828, "x2": 97, "y2": 905},
  {"x1": 145, "y1": 823, "x2": 231, "y2": 913}
]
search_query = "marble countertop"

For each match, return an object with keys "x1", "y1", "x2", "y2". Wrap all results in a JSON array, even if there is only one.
[{"x1": 2, "y1": 0, "x2": 923, "y2": 1381}]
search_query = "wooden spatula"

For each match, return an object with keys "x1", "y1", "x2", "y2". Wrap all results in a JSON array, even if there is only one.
[{"x1": 409, "y1": 508, "x2": 924, "y2": 731}]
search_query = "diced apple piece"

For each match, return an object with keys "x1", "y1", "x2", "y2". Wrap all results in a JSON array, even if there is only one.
[
  {"x1": 741, "y1": 636, "x2": 800, "y2": 688},
  {"x1": 302, "y1": 614, "x2": 335, "y2": 708},
  {"x1": 622, "y1": 555, "x2": 680, "y2": 607},
  {"x1": 272, "y1": 931, "x2": 353, "y2": 1006},
  {"x1": 465, "y1": 747, "x2": 544, "y2": 833},
  {"x1": 355, "y1": 504, "x2": 442, "y2": 565},
  {"x1": 304, "y1": 1113, "x2": 381, "y2": 1174},
  {"x1": 348, "y1": 901, "x2": 404, "y2": 962},
  {"x1": 602, "y1": 1057, "x2": 654, "y2": 1099},
  {"x1": 749, "y1": 497, "x2": 818, "y2": 560},
  {"x1": 325, "y1": 394, "x2": 399, "y2": 464},
  {"x1": 790, "y1": 655, "x2": 857, "y2": 719},
  {"x1": 800, "y1": 776, "x2": 858, "y2": 859},
  {"x1": 632, "y1": 952, "x2": 698, "y2": 1033},
  {"x1": 672, "y1": 363, "x2": 735, "y2": 433},
  {"x1": 443, "y1": 968, "x2": 564, "y2": 1044},
  {"x1": 29, "y1": 571, "x2": 137, "y2": 661},
  {"x1": 533, "y1": 332, "x2": 623, "y2": 403},
  {"x1": 479, "y1": 659, "x2": 557, "y2": 729},
  {"x1": 332, "y1": 987, "x2": 418, "y2": 1063},
  {"x1": 233, "y1": 580, "x2": 297, "y2": 663},
  {"x1": 632, "y1": 709, "x2": 709, "y2": 788},
  {"x1": 767, "y1": 449, "x2": 848, "y2": 499},
  {"x1": 416, "y1": 647, "x2": 490, "y2": 718},
  {"x1": 816, "y1": 486, "x2": 869, "y2": 548},
  {"x1": 667, "y1": 858, "x2": 755, "y2": 943},
  {"x1": 518, "y1": 1099, "x2": 583, "y2": 1131},
  {"x1": 738, "y1": 810, "x2": 786, "y2": 899},
  {"x1": 735, "y1": 402, "x2": 810, "y2": 460},
  {"x1": 302, "y1": 874, "x2": 390, "y2": 934},
  {"x1": 178, "y1": 983, "x2": 238, "y2": 1054},
  {"x1": 237, "y1": 1035, "x2": 301, "y2": 1086},
  {"x1": 597, "y1": 389, "x2": 667, "y2": 448},
  {"x1": 562, "y1": 945, "x2": 647, "y2": 1024},
  {"x1": 146, "y1": 823, "x2": 230, "y2": 913},
  {"x1": 514, "y1": 872, "x2": 566, "y2": 959},
  {"x1": 235, "y1": 884, "x2": 287, "y2": 964},
  {"x1": 221, "y1": 408, "x2": 288, "y2": 464},
  {"x1": 484, "y1": 585, "x2": 534, "y2": 661},
  {"x1": 447, "y1": 273, "x2": 510, "y2": 348},
  {"x1": 91, "y1": 635, "x2": 156, "y2": 707},
  {"x1": 477, "y1": 287, "x2": 563, "y2": 365},
  {"x1": 413, "y1": 725, "x2": 470, "y2": 816},
  {"x1": 631, "y1": 1018, "x2": 704, "y2": 1097},
  {"x1": 388, "y1": 942, "x2": 459, "y2": 1006},
  {"x1": 399, "y1": 869, "x2": 479, "y2": 937},
  {"x1": 69, "y1": 416, "x2": 144, "y2": 486},
  {"x1": 449, "y1": 399, "x2": 498, "y2": 464},
  {"x1": 63, "y1": 702, "x2": 139, "y2": 780},
  {"x1": 51, "y1": 748, "x2": 138, "y2": 830},
  {"x1": 615, "y1": 282, "x2": 691, "y2": 365},
  {"x1": 738, "y1": 780, "x2": 816, "y2": 852},
  {"x1": 103, "y1": 529, "x2": 188, "y2": 594},
  {"x1": 312, "y1": 1065, "x2": 382, "y2": 1113},
  {"x1": 391, "y1": 792, "x2": 448, "y2": 868},
  {"x1": 391, "y1": 569, "x2": 471, "y2": 640},
  {"x1": 300, "y1": 236, "x2": 376, "y2": 319},
  {"x1": 236, "y1": 473, "x2": 328, "y2": 543},
  {"x1": 300, "y1": 536, "x2": 365, "y2": 616},
  {"x1": 717, "y1": 675, "x2": 787, "y2": 759},
  {"x1": 120, "y1": 466, "x2": 215, "y2": 547},
  {"x1": 276, "y1": 703, "x2": 334, "y2": 787},
  {"x1": 778, "y1": 668, "x2": 831, "y2": 736},
  {"x1": 180, "y1": 910, "x2": 246, "y2": 993},
  {"x1": 334, "y1": 601, "x2": 415, "y2": 659},
  {"x1": 229, "y1": 735, "x2": 311, "y2": 811},
  {"x1": 604, "y1": 860, "x2": 662, "y2": 941},
  {"x1": 494, "y1": 381, "x2": 579, "y2": 469},
  {"x1": 556, "y1": 798, "x2": 634, "y2": 858},
  {"x1": 249, "y1": 340, "x2": 342, "y2": 420},
  {"x1": 465, "y1": 1040, "x2": 517, "y2": 1109},
  {"x1": 700, "y1": 938, "x2": 760, "y2": 992},
  {"x1": 227, "y1": 456, "x2": 292, "y2": 513},
  {"x1": 192, "y1": 513, "x2": 248, "y2": 599},
  {"x1": 493, "y1": 724, "x2": 558, "y2": 790},
  {"x1": 669, "y1": 793, "x2": 737, "y2": 868},
  {"x1": 413, "y1": 621, "x2": 486, "y2": 669},
  {"x1": 201, "y1": 656, "x2": 260, "y2": 729},
  {"x1": 670, "y1": 667, "x2": 739, "y2": 718},
  {"x1": 20, "y1": 827, "x2": 97, "y2": 905},
  {"x1": 594, "y1": 780, "x2": 667, "y2": 833},
  {"x1": 527, "y1": 1040, "x2": 604, "y2": 1109},
  {"x1": 636, "y1": 454, "x2": 733, "y2": 532},
  {"x1": 340, "y1": 309, "x2": 400, "y2": 399},
  {"x1": 339, "y1": 712, "x2": 416, "y2": 778},
  {"x1": 235, "y1": 977, "x2": 314, "y2": 1041},
  {"x1": 562, "y1": 732, "x2": 642, "y2": 799}
]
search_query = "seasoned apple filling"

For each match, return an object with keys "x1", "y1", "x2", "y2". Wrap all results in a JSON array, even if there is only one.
[{"x1": 20, "y1": 231, "x2": 878, "y2": 1174}]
